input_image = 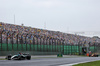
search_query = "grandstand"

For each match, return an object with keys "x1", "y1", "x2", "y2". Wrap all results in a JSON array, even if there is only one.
[{"x1": 0, "y1": 22, "x2": 100, "y2": 55}]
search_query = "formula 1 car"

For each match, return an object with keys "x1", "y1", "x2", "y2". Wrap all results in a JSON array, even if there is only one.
[
  {"x1": 5, "y1": 53, "x2": 31, "y2": 60},
  {"x1": 89, "y1": 53, "x2": 99, "y2": 57}
]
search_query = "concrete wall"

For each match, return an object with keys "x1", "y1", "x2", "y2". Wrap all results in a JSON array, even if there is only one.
[{"x1": 0, "y1": 51, "x2": 61, "y2": 56}]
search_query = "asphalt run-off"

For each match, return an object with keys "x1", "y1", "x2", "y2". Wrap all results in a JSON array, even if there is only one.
[{"x1": 0, "y1": 55, "x2": 100, "y2": 66}]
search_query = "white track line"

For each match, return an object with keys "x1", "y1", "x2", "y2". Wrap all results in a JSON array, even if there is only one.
[{"x1": 59, "y1": 59, "x2": 100, "y2": 66}]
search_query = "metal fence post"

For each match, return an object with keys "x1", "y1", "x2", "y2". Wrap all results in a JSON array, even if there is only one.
[
  {"x1": 49, "y1": 37, "x2": 51, "y2": 52},
  {"x1": 59, "y1": 39, "x2": 61, "y2": 52},
  {"x1": 57, "y1": 39, "x2": 58, "y2": 52},
  {"x1": 58, "y1": 39, "x2": 60, "y2": 52},
  {"x1": 30, "y1": 34, "x2": 32, "y2": 51},
  {"x1": 60, "y1": 39, "x2": 62, "y2": 53},
  {"x1": 52, "y1": 38, "x2": 53, "y2": 52},
  {"x1": 47, "y1": 37, "x2": 48, "y2": 52},
  {"x1": 33, "y1": 36, "x2": 35, "y2": 51},
  {"x1": 48, "y1": 37, "x2": 50, "y2": 52},
  {"x1": 40, "y1": 36, "x2": 42, "y2": 51},
  {"x1": 54, "y1": 38, "x2": 56, "y2": 52},
  {"x1": 1, "y1": 30, "x2": 4, "y2": 51},
  {"x1": 37, "y1": 35, "x2": 38, "y2": 51},
  {"x1": 25, "y1": 34, "x2": 28, "y2": 51},
  {"x1": 44, "y1": 37, "x2": 46, "y2": 52},
  {"x1": 21, "y1": 34, "x2": 24, "y2": 51},
  {"x1": 6, "y1": 31, "x2": 9, "y2": 51},
  {"x1": 50, "y1": 38, "x2": 52, "y2": 52},
  {"x1": 94, "y1": 42, "x2": 95, "y2": 53},
  {"x1": 0, "y1": 32, "x2": 1, "y2": 51},
  {"x1": 78, "y1": 41, "x2": 80, "y2": 55},
  {"x1": 88, "y1": 42, "x2": 90, "y2": 52},
  {"x1": 34, "y1": 35, "x2": 36, "y2": 51},
  {"x1": 71, "y1": 44, "x2": 72, "y2": 55},
  {"x1": 56, "y1": 39, "x2": 58, "y2": 52},
  {"x1": 17, "y1": 33, "x2": 18, "y2": 51},
  {"x1": 46, "y1": 37, "x2": 47, "y2": 52},
  {"x1": 12, "y1": 32, "x2": 15, "y2": 51},
  {"x1": 56, "y1": 38, "x2": 57, "y2": 52},
  {"x1": 53, "y1": 38, "x2": 55, "y2": 52},
  {"x1": 63, "y1": 39, "x2": 65, "y2": 55},
  {"x1": 12, "y1": 33, "x2": 13, "y2": 51},
  {"x1": 43, "y1": 37, "x2": 44, "y2": 52}
]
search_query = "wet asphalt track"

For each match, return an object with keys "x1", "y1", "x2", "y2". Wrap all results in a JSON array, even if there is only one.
[{"x1": 0, "y1": 57, "x2": 100, "y2": 66}]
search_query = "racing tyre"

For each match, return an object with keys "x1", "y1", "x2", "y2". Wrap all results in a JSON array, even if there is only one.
[
  {"x1": 7, "y1": 55, "x2": 12, "y2": 60},
  {"x1": 26, "y1": 55, "x2": 31, "y2": 60},
  {"x1": 96, "y1": 55, "x2": 98, "y2": 57}
]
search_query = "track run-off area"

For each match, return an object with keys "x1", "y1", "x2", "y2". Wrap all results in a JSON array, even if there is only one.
[{"x1": 0, "y1": 55, "x2": 100, "y2": 66}]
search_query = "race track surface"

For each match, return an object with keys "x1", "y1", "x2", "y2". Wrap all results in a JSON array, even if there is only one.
[{"x1": 0, "y1": 56, "x2": 100, "y2": 66}]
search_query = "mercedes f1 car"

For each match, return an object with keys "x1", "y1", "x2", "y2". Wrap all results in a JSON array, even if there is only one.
[{"x1": 5, "y1": 53, "x2": 31, "y2": 60}]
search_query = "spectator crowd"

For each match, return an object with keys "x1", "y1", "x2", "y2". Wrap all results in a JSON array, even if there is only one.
[{"x1": 0, "y1": 22, "x2": 100, "y2": 45}]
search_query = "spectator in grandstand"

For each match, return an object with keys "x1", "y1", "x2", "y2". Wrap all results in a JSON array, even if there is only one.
[{"x1": 0, "y1": 22, "x2": 100, "y2": 45}]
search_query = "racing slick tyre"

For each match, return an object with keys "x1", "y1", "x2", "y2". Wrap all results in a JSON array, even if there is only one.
[
  {"x1": 96, "y1": 55, "x2": 98, "y2": 57},
  {"x1": 7, "y1": 55, "x2": 12, "y2": 60},
  {"x1": 26, "y1": 55, "x2": 31, "y2": 60}
]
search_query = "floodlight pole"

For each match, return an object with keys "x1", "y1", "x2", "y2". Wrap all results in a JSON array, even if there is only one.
[{"x1": 14, "y1": 15, "x2": 15, "y2": 24}]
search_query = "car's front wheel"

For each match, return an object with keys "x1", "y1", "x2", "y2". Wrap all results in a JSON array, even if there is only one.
[
  {"x1": 26, "y1": 56, "x2": 31, "y2": 60},
  {"x1": 7, "y1": 55, "x2": 12, "y2": 60}
]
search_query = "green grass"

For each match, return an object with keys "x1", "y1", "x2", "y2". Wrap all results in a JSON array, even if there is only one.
[
  {"x1": 73, "y1": 60, "x2": 100, "y2": 66},
  {"x1": 0, "y1": 58, "x2": 6, "y2": 60}
]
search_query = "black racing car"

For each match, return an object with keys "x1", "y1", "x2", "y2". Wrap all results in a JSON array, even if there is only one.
[
  {"x1": 5, "y1": 53, "x2": 31, "y2": 60},
  {"x1": 89, "y1": 53, "x2": 99, "y2": 57}
]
